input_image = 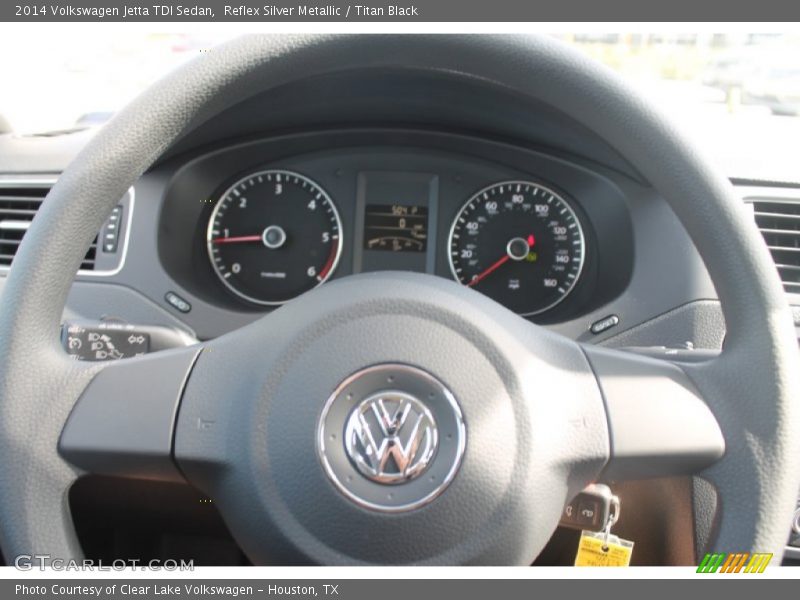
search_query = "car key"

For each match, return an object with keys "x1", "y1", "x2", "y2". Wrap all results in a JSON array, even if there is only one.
[
  {"x1": 559, "y1": 483, "x2": 617, "y2": 531},
  {"x1": 573, "y1": 491, "x2": 634, "y2": 566}
]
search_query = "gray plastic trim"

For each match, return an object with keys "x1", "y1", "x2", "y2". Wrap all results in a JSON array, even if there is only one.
[
  {"x1": 583, "y1": 345, "x2": 726, "y2": 481},
  {"x1": 785, "y1": 546, "x2": 800, "y2": 561},
  {"x1": 58, "y1": 346, "x2": 202, "y2": 481}
]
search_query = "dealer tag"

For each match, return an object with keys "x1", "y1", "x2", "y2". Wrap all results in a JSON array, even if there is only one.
[{"x1": 573, "y1": 489, "x2": 633, "y2": 566}]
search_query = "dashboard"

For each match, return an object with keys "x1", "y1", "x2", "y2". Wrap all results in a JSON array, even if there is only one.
[
  {"x1": 0, "y1": 126, "x2": 724, "y2": 346},
  {"x1": 0, "y1": 68, "x2": 727, "y2": 348}
]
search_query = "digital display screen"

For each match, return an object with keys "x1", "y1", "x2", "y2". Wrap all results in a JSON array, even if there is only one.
[{"x1": 363, "y1": 204, "x2": 428, "y2": 252}]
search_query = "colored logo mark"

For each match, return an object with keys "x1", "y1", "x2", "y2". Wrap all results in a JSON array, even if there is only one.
[{"x1": 697, "y1": 552, "x2": 773, "y2": 573}]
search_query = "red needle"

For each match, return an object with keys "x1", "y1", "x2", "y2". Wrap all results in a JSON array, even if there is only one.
[
  {"x1": 467, "y1": 255, "x2": 510, "y2": 287},
  {"x1": 466, "y1": 233, "x2": 535, "y2": 288},
  {"x1": 212, "y1": 235, "x2": 262, "y2": 244}
]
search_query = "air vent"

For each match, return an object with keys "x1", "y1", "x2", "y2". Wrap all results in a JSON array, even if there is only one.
[
  {"x1": 750, "y1": 197, "x2": 800, "y2": 295},
  {"x1": 0, "y1": 182, "x2": 97, "y2": 270}
]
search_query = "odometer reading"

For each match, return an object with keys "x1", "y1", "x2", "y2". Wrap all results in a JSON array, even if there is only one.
[
  {"x1": 448, "y1": 181, "x2": 585, "y2": 316},
  {"x1": 207, "y1": 170, "x2": 342, "y2": 306},
  {"x1": 364, "y1": 204, "x2": 428, "y2": 252}
]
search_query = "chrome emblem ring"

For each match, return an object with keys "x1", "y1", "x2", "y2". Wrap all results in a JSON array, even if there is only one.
[{"x1": 317, "y1": 364, "x2": 465, "y2": 512}]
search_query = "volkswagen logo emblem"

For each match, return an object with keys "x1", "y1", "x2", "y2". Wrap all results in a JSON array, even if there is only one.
[
  {"x1": 318, "y1": 364, "x2": 465, "y2": 512},
  {"x1": 344, "y1": 392, "x2": 438, "y2": 484}
]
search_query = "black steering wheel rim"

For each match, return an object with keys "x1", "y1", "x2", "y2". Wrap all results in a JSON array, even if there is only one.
[{"x1": 0, "y1": 34, "x2": 798, "y2": 565}]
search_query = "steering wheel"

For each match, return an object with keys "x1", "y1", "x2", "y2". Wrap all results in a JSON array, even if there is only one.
[{"x1": 1, "y1": 35, "x2": 798, "y2": 565}]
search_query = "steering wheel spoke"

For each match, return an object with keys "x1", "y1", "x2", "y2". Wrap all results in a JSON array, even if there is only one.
[
  {"x1": 582, "y1": 345, "x2": 725, "y2": 481},
  {"x1": 58, "y1": 346, "x2": 203, "y2": 482}
]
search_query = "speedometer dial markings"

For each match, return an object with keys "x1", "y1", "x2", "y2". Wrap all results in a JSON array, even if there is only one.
[
  {"x1": 448, "y1": 181, "x2": 585, "y2": 316},
  {"x1": 206, "y1": 169, "x2": 342, "y2": 306}
]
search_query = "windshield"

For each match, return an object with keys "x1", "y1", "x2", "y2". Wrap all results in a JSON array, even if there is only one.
[{"x1": 1, "y1": 31, "x2": 798, "y2": 181}]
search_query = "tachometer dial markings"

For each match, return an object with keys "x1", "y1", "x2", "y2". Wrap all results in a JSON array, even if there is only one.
[
  {"x1": 206, "y1": 169, "x2": 342, "y2": 306},
  {"x1": 317, "y1": 240, "x2": 340, "y2": 282}
]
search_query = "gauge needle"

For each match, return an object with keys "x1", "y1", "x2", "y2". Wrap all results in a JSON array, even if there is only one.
[
  {"x1": 467, "y1": 233, "x2": 536, "y2": 288},
  {"x1": 212, "y1": 235, "x2": 262, "y2": 244},
  {"x1": 467, "y1": 255, "x2": 510, "y2": 287}
]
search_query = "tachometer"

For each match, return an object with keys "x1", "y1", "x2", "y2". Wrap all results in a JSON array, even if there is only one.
[
  {"x1": 448, "y1": 181, "x2": 585, "y2": 316},
  {"x1": 207, "y1": 169, "x2": 342, "y2": 305}
]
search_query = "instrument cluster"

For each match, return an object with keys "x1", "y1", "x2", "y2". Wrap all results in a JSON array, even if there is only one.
[
  {"x1": 157, "y1": 132, "x2": 634, "y2": 327},
  {"x1": 204, "y1": 169, "x2": 586, "y2": 318}
]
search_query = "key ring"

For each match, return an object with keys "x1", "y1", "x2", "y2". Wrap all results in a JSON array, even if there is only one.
[{"x1": 601, "y1": 495, "x2": 621, "y2": 552}]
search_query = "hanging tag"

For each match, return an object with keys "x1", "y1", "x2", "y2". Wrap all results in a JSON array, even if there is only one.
[
  {"x1": 574, "y1": 491, "x2": 633, "y2": 566},
  {"x1": 574, "y1": 530, "x2": 634, "y2": 566}
]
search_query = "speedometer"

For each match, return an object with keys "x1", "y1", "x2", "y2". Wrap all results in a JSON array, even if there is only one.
[
  {"x1": 448, "y1": 181, "x2": 585, "y2": 316},
  {"x1": 207, "y1": 169, "x2": 342, "y2": 306}
]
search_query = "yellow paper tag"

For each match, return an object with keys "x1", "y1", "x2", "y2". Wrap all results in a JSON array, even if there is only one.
[{"x1": 574, "y1": 530, "x2": 634, "y2": 566}]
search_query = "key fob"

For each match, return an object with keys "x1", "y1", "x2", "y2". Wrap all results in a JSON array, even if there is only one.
[{"x1": 560, "y1": 483, "x2": 615, "y2": 531}]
